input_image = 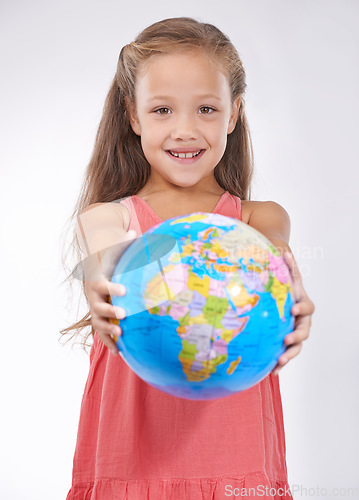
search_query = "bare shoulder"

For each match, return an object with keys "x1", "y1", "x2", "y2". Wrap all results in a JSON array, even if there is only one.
[
  {"x1": 79, "y1": 199, "x2": 130, "y2": 231},
  {"x1": 240, "y1": 200, "x2": 257, "y2": 224},
  {"x1": 76, "y1": 200, "x2": 132, "y2": 255},
  {"x1": 241, "y1": 200, "x2": 289, "y2": 220},
  {"x1": 242, "y1": 200, "x2": 291, "y2": 243},
  {"x1": 240, "y1": 200, "x2": 270, "y2": 224}
]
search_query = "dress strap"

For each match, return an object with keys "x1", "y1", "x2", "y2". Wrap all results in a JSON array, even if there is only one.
[
  {"x1": 117, "y1": 196, "x2": 144, "y2": 236},
  {"x1": 213, "y1": 192, "x2": 242, "y2": 221},
  {"x1": 119, "y1": 192, "x2": 242, "y2": 234}
]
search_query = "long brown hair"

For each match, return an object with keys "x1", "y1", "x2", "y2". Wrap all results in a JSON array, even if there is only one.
[{"x1": 59, "y1": 16, "x2": 254, "y2": 353}]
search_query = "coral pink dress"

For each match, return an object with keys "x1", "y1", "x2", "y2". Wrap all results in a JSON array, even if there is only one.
[{"x1": 66, "y1": 192, "x2": 293, "y2": 499}]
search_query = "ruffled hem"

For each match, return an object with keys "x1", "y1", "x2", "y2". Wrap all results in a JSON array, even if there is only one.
[{"x1": 66, "y1": 472, "x2": 293, "y2": 499}]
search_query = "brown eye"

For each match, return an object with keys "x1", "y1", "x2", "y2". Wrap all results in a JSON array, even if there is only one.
[
  {"x1": 155, "y1": 108, "x2": 170, "y2": 115},
  {"x1": 199, "y1": 106, "x2": 215, "y2": 114}
]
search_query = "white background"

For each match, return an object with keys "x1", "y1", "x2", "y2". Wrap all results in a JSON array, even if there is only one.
[{"x1": 1, "y1": 1, "x2": 358, "y2": 499}]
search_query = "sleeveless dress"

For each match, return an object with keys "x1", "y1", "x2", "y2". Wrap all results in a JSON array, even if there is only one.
[{"x1": 66, "y1": 192, "x2": 293, "y2": 499}]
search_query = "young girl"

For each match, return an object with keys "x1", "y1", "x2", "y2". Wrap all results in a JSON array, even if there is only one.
[{"x1": 63, "y1": 17, "x2": 314, "y2": 499}]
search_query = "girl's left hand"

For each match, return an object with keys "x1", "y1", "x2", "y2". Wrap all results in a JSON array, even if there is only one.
[{"x1": 272, "y1": 251, "x2": 315, "y2": 376}]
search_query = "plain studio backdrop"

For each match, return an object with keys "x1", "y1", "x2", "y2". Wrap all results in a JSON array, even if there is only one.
[{"x1": 0, "y1": 1, "x2": 358, "y2": 499}]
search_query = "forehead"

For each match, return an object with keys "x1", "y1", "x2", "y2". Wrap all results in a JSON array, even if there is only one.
[{"x1": 136, "y1": 50, "x2": 230, "y2": 101}]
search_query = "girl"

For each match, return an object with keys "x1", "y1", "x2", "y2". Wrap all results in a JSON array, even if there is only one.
[{"x1": 62, "y1": 17, "x2": 315, "y2": 499}]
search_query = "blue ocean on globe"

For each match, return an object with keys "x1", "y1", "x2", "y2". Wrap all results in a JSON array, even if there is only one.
[{"x1": 110, "y1": 212, "x2": 295, "y2": 401}]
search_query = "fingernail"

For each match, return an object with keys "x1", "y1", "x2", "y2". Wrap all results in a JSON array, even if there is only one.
[
  {"x1": 113, "y1": 326, "x2": 122, "y2": 336},
  {"x1": 115, "y1": 307, "x2": 126, "y2": 319},
  {"x1": 111, "y1": 349, "x2": 119, "y2": 356}
]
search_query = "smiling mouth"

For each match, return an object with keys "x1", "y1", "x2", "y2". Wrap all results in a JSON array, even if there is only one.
[
  {"x1": 166, "y1": 149, "x2": 206, "y2": 165},
  {"x1": 167, "y1": 150, "x2": 203, "y2": 159}
]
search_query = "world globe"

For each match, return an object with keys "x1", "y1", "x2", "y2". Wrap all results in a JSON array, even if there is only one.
[{"x1": 109, "y1": 212, "x2": 295, "y2": 401}]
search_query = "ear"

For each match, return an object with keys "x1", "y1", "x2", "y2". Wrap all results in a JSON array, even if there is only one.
[
  {"x1": 227, "y1": 96, "x2": 241, "y2": 135},
  {"x1": 125, "y1": 97, "x2": 141, "y2": 136}
]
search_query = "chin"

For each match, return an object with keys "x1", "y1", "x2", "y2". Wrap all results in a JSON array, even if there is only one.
[
  {"x1": 169, "y1": 172, "x2": 205, "y2": 186},
  {"x1": 170, "y1": 180, "x2": 199, "y2": 189}
]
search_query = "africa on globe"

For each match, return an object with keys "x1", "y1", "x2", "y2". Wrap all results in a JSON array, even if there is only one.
[{"x1": 109, "y1": 212, "x2": 295, "y2": 401}]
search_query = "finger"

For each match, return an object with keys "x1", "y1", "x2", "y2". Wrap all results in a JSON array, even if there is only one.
[
  {"x1": 91, "y1": 280, "x2": 127, "y2": 298},
  {"x1": 92, "y1": 317, "x2": 122, "y2": 337},
  {"x1": 291, "y1": 298, "x2": 315, "y2": 317},
  {"x1": 97, "y1": 329, "x2": 121, "y2": 356},
  {"x1": 287, "y1": 309, "x2": 312, "y2": 335},
  {"x1": 283, "y1": 342, "x2": 303, "y2": 361},
  {"x1": 284, "y1": 325, "x2": 309, "y2": 346},
  {"x1": 92, "y1": 301, "x2": 126, "y2": 321},
  {"x1": 286, "y1": 319, "x2": 311, "y2": 344},
  {"x1": 292, "y1": 309, "x2": 312, "y2": 330},
  {"x1": 272, "y1": 342, "x2": 303, "y2": 375}
]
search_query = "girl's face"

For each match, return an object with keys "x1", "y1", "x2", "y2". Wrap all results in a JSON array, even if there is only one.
[{"x1": 127, "y1": 50, "x2": 240, "y2": 193}]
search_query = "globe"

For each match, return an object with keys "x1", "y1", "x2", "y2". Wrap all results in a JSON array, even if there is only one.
[{"x1": 109, "y1": 212, "x2": 295, "y2": 401}]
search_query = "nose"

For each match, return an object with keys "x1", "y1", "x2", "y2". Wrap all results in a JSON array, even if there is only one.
[{"x1": 170, "y1": 113, "x2": 198, "y2": 141}]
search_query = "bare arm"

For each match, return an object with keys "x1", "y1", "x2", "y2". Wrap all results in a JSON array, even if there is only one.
[
  {"x1": 75, "y1": 202, "x2": 136, "y2": 356},
  {"x1": 76, "y1": 202, "x2": 135, "y2": 281},
  {"x1": 247, "y1": 200, "x2": 315, "y2": 376},
  {"x1": 247, "y1": 200, "x2": 291, "y2": 256}
]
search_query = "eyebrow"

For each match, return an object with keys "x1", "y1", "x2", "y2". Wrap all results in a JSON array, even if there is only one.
[{"x1": 147, "y1": 94, "x2": 222, "y2": 102}]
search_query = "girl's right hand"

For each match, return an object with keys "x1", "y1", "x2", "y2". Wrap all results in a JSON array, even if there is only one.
[
  {"x1": 84, "y1": 229, "x2": 137, "y2": 356},
  {"x1": 85, "y1": 278, "x2": 126, "y2": 356}
]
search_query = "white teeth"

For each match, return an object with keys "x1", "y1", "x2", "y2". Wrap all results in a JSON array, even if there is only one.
[{"x1": 169, "y1": 150, "x2": 201, "y2": 158}]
